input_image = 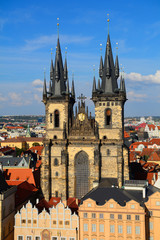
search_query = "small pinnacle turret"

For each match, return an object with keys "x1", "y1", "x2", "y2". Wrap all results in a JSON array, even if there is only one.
[
  {"x1": 50, "y1": 59, "x2": 54, "y2": 80},
  {"x1": 115, "y1": 55, "x2": 119, "y2": 79},
  {"x1": 71, "y1": 79, "x2": 75, "y2": 98},
  {"x1": 66, "y1": 78, "x2": 69, "y2": 94},
  {"x1": 92, "y1": 76, "x2": 96, "y2": 93},
  {"x1": 99, "y1": 56, "x2": 103, "y2": 78},
  {"x1": 64, "y1": 58, "x2": 68, "y2": 81},
  {"x1": 43, "y1": 76, "x2": 47, "y2": 100},
  {"x1": 97, "y1": 78, "x2": 101, "y2": 90}
]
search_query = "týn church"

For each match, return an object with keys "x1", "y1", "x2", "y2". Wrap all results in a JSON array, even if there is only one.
[{"x1": 41, "y1": 23, "x2": 129, "y2": 201}]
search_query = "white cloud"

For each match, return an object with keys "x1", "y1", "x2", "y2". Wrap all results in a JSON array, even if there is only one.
[
  {"x1": 127, "y1": 91, "x2": 147, "y2": 102},
  {"x1": 8, "y1": 92, "x2": 32, "y2": 106},
  {"x1": 34, "y1": 94, "x2": 42, "y2": 102},
  {"x1": 0, "y1": 93, "x2": 8, "y2": 102},
  {"x1": 125, "y1": 70, "x2": 160, "y2": 84},
  {"x1": 32, "y1": 79, "x2": 43, "y2": 86},
  {"x1": 0, "y1": 18, "x2": 7, "y2": 31},
  {"x1": 22, "y1": 34, "x2": 93, "y2": 51}
]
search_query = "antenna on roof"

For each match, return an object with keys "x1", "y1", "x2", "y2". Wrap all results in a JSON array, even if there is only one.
[
  {"x1": 107, "y1": 13, "x2": 110, "y2": 34},
  {"x1": 57, "y1": 17, "x2": 59, "y2": 38}
]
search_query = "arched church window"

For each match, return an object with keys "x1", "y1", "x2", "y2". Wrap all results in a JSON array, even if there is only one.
[
  {"x1": 107, "y1": 102, "x2": 110, "y2": 106},
  {"x1": 55, "y1": 171, "x2": 59, "y2": 177},
  {"x1": 50, "y1": 113, "x2": 52, "y2": 123},
  {"x1": 54, "y1": 110, "x2": 59, "y2": 127},
  {"x1": 54, "y1": 135, "x2": 57, "y2": 139},
  {"x1": 55, "y1": 191, "x2": 58, "y2": 197},
  {"x1": 105, "y1": 108, "x2": 112, "y2": 127},
  {"x1": 54, "y1": 158, "x2": 58, "y2": 166}
]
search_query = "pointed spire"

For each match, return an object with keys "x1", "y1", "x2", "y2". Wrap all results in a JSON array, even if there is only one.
[
  {"x1": 106, "y1": 54, "x2": 111, "y2": 78},
  {"x1": 66, "y1": 78, "x2": 69, "y2": 94},
  {"x1": 49, "y1": 80, "x2": 52, "y2": 94},
  {"x1": 55, "y1": 53, "x2": 59, "y2": 81},
  {"x1": 71, "y1": 74, "x2": 75, "y2": 97},
  {"x1": 99, "y1": 55, "x2": 103, "y2": 78},
  {"x1": 122, "y1": 77, "x2": 126, "y2": 94},
  {"x1": 120, "y1": 75, "x2": 123, "y2": 91},
  {"x1": 50, "y1": 49, "x2": 54, "y2": 81},
  {"x1": 115, "y1": 55, "x2": 119, "y2": 79},
  {"x1": 64, "y1": 58, "x2": 68, "y2": 81},
  {"x1": 92, "y1": 76, "x2": 96, "y2": 93},
  {"x1": 43, "y1": 72, "x2": 47, "y2": 99},
  {"x1": 97, "y1": 78, "x2": 101, "y2": 90}
]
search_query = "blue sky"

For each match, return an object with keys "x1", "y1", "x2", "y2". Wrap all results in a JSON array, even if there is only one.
[{"x1": 0, "y1": 0, "x2": 160, "y2": 116}]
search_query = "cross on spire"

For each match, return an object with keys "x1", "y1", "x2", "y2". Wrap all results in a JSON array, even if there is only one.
[{"x1": 77, "y1": 94, "x2": 87, "y2": 105}]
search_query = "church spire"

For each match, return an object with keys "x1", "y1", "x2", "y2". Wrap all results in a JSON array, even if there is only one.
[
  {"x1": 99, "y1": 55, "x2": 103, "y2": 78},
  {"x1": 92, "y1": 76, "x2": 96, "y2": 93},
  {"x1": 43, "y1": 71, "x2": 47, "y2": 100},
  {"x1": 64, "y1": 48, "x2": 68, "y2": 81},
  {"x1": 71, "y1": 74, "x2": 75, "y2": 98},
  {"x1": 115, "y1": 55, "x2": 119, "y2": 79}
]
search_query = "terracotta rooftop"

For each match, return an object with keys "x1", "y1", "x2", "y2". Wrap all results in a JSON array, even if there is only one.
[
  {"x1": 29, "y1": 146, "x2": 43, "y2": 156},
  {"x1": 1, "y1": 137, "x2": 44, "y2": 143}
]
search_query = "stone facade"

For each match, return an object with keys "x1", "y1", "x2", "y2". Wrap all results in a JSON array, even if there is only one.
[{"x1": 41, "y1": 30, "x2": 129, "y2": 201}]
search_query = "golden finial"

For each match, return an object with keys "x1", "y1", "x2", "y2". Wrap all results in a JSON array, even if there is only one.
[
  {"x1": 107, "y1": 13, "x2": 110, "y2": 34},
  {"x1": 100, "y1": 43, "x2": 102, "y2": 56},
  {"x1": 57, "y1": 17, "x2": 59, "y2": 38},
  {"x1": 116, "y1": 42, "x2": 118, "y2": 55}
]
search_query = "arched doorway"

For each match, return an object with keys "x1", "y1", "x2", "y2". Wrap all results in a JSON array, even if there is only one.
[{"x1": 75, "y1": 151, "x2": 89, "y2": 198}]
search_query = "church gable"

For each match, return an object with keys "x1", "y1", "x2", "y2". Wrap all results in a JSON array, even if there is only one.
[{"x1": 69, "y1": 97, "x2": 97, "y2": 138}]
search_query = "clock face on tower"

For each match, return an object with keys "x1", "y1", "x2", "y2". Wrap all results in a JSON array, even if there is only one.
[{"x1": 78, "y1": 113, "x2": 85, "y2": 121}]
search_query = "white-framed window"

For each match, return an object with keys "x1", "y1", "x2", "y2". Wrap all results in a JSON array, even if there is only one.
[
  {"x1": 83, "y1": 213, "x2": 88, "y2": 218},
  {"x1": 52, "y1": 237, "x2": 58, "y2": 240},
  {"x1": 156, "y1": 201, "x2": 160, "y2": 206},
  {"x1": 110, "y1": 203, "x2": 114, "y2": 208},
  {"x1": 92, "y1": 224, "x2": 96, "y2": 232},
  {"x1": 135, "y1": 226, "x2": 140, "y2": 234},
  {"x1": 84, "y1": 223, "x2": 88, "y2": 232},
  {"x1": 135, "y1": 215, "x2": 140, "y2": 220},
  {"x1": 69, "y1": 238, "x2": 75, "y2": 240},
  {"x1": 92, "y1": 239, "x2": 96, "y2": 240},
  {"x1": 131, "y1": 204, "x2": 135, "y2": 209},
  {"x1": 118, "y1": 225, "x2": 123, "y2": 233},
  {"x1": 84, "y1": 239, "x2": 88, "y2": 240},
  {"x1": 35, "y1": 237, "x2": 41, "y2": 240},
  {"x1": 127, "y1": 214, "x2": 131, "y2": 220},
  {"x1": 110, "y1": 214, "x2": 114, "y2": 219},
  {"x1": 92, "y1": 213, "x2": 96, "y2": 218},
  {"x1": 27, "y1": 237, "x2": 32, "y2": 240},
  {"x1": 110, "y1": 225, "x2": 115, "y2": 233},
  {"x1": 87, "y1": 203, "x2": 91, "y2": 207},
  {"x1": 61, "y1": 238, "x2": 66, "y2": 240},
  {"x1": 18, "y1": 237, "x2": 23, "y2": 240},
  {"x1": 99, "y1": 224, "x2": 104, "y2": 232},
  {"x1": 99, "y1": 213, "x2": 104, "y2": 219},
  {"x1": 127, "y1": 226, "x2": 132, "y2": 234},
  {"x1": 149, "y1": 221, "x2": 153, "y2": 230}
]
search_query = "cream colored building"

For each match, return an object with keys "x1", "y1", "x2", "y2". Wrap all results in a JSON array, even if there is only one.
[
  {"x1": 78, "y1": 180, "x2": 160, "y2": 240},
  {"x1": 14, "y1": 200, "x2": 79, "y2": 240}
]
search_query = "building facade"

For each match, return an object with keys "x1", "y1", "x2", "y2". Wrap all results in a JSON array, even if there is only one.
[
  {"x1": 14, "y1": 200, "x2": 79, "y2": 240},
  {"x1": 41, "y1": 27, "x2": 129, "y2": 201}
]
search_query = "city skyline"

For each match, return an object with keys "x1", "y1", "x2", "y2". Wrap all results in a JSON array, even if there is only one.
[{"x1": 0, "y1": 0, "x2": 160, "y2": 116}]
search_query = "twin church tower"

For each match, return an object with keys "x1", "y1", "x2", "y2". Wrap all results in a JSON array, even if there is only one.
[{"x1": 41, "y1": 23, "x2": 129, "y2": 201}]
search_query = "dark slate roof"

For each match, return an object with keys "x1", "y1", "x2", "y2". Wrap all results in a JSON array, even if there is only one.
[
  {"x1": 0, "y1": 171, "x2": 10, "y2": 193},
  {"x1": 0, "y1": 156, "x2": 29, "y2": 166},
  {"x1": 80, "y1": 183, "x2": 160, "y2": 207}
]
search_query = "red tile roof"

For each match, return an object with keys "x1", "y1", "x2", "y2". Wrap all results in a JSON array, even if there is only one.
[
  {"x1": 135, "y1": 123, "x2": 146, "y2": 131},
  {"x1": 147, "y1": 124, "x2": 156, "y2": 131},
  {"x1": 124, "y1": 131, "x2": 130, "y2": 138},
  {"x1": 149, "y1": 139, "x2": 160, "y2": 145},
  {"x1": 3, "y1": 168, "x2": 40, "y2": 187},
  {"x1": 36, "y1": 198, "x2": 52, "y2": 213},
  {"x1": 1, "y1": 137, "x2": 44, "y2": 143},
  {"x1": 29, "y1": 146, "x2": 43, "y2": 156},
  {"x1": 49, "y1": 197, "x2": 61, "y2": 207},
  {"x1": 148, "y1": 151, "x2": 160, "y2": 162}
]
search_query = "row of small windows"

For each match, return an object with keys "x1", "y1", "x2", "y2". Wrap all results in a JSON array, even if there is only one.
[
  {"x1": 50, "y1": 110, "x2": 59, "y2": 127},
  {"x1": 86, "y1": 203, "x2": 136, "y2": 209},
  {"x1": 21, "y1": 220, "x2": 70, "y2": 225},
  {"x1": 99, "y1": 102, "x2": 120, "y2": 107},
  {"x1": 18, "y1": 237, "x2": 75, "y2": 240},
  {"x1": 83, "y1": 213, "x2": 140, "y2": 221},
  {"x1": 83, "y1": 223, "x2": 141, "y2": 234}
]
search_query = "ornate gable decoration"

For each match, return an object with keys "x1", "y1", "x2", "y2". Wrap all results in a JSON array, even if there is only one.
[{"x1": 69, "y1": 95, "x2": 97, "y2": 138}]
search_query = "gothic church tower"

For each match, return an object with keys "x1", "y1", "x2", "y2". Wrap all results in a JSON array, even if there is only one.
[
  {"x1": 41, "y1": 23, "x2": 129, "y2": 202},
  {"x1": 92, "y1": 33, "x2": 129, "y2": 187}
]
